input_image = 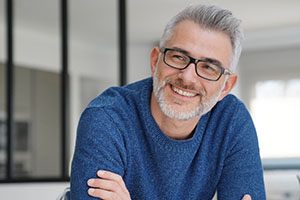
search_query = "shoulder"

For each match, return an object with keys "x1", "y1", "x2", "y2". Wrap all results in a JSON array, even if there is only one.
[
  {"x1": 77, "y1": 107, "x2": 120, "y2": 141},
  {"x1": 78, "y1": 78, "x2": 152, "y2": 137},
  {"x1": 211, "y1": 94, "x2": 259, "y2": 153},
  {"x1": 208, "y1": 94, "x2": 258, "y2": 148},
  {"x1": 215, "y1": 95, "x2": 265, "y2": 199},
  {"x1": 216, "y1": 94, "x2": 245, "y2": 111},
  {"x1": 212, "y1": 94, "x2": 251, "y2": 125}
]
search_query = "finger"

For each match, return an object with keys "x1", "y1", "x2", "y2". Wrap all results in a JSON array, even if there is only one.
[
  {"x1": 87, "y1": 178, "x2": 121, "y2": 193},
  {"x1": 95, "y1": 170, "x2": 131, "y2": 199},
  {"x1": 87, "y1": 179, "x2": 130, "y2": 200},
  {"x1": 242, "y1": 194, "x2": 252, "y2": 200},
  {"x1": 97, "y1": 170, "x2": 127, "y2": 189},
  {"x1": 88, "y1": 187, "x2": 120, "y2": 200}
]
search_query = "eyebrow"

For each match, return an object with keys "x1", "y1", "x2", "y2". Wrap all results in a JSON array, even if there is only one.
[{"x1": 171, "y1": 46, "x2": 224, "y2": 67}]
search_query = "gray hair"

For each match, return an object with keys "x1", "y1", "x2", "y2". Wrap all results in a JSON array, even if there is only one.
[{"x1": 159, "y1": 4, "x2": 244, "y2": 70}]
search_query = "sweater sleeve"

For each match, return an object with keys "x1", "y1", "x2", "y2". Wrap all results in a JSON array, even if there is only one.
[
  {"x1": 70, "y1": 107, "x2": 127, "y2": 200},
  {"x1": 217, "y1": 105, "x2": 266, "y2": 200}
]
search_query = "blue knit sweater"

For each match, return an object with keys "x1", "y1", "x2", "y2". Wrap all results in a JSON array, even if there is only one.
[{"x1": 70, "y1": 78, "x2": 266, "y2": 200}]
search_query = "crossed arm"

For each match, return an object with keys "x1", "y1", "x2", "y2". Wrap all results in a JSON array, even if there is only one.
[{"x1": 87, "y1": 170, "x2": 252, "y2": 200}]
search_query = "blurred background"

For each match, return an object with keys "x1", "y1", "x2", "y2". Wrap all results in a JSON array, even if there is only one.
[{"x1": 0, "y1": 0, "x2": 299, "y2": 199}]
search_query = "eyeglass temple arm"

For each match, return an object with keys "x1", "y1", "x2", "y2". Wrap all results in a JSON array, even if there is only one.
[{"x1": 223, "y1": 68, "x2": 233, "y2": 75}]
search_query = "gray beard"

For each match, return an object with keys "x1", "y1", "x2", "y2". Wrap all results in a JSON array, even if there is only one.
[{"x1": 152, "y1": 67, "x2": 225, "y2": 121}]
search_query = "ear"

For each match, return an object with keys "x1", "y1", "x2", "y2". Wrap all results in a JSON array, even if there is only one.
[
  {"x1": 150, "y1": 47, "x2": 160, "y2": 75},
  {"x1": 218, "y1": 74, "x2": 237, "y2": 101}
]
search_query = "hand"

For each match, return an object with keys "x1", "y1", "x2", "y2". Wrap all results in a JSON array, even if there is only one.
[
  {"x1": 242, "y1": 194, "x2": 252, "y2": 200},
  {"x1": 87, "y1": 170, "x2": 131, "y2": 200}
]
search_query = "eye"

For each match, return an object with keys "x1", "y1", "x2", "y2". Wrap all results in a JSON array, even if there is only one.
[
  {"x1": 168, "y1": 51, "x2": 188, "y2": 63},
  {"x1": 172, "y1": 54, "x2": 185, "y2": 61},
  {"x1": 203, "y1": 64, "x2": 215, "y2": 71},
  {"x1": 198, "y1": 62, "x2": 219, "y2": 74}
]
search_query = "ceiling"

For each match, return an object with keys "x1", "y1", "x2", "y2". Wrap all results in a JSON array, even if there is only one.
[
  {"x1": 127, "y1": 0, "x2": 300, "y2": 43},
  {"x1": 1, "y1": 0, "x2": 300, "y2": 46}
]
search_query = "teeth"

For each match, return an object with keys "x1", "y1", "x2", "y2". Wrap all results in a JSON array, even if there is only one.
[{"x1": 172, "y1": 86, "x2": 196, "y2": 97}]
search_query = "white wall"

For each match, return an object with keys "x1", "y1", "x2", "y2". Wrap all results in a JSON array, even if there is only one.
[
  {"x1": 0, "y1": 182, "x2": 69, "y2": 200},
  {"x1": 128, "y1": 41, "x2": 153, "y2": 83}
]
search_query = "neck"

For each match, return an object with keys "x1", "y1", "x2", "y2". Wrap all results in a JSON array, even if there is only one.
[{"x1": 150, "y1": 93, "x2": 200, "y2": 140}]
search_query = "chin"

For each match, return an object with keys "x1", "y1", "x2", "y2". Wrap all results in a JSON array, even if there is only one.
[{"x1": 159, "y1": 101, "x2": 202, "y2": 120}]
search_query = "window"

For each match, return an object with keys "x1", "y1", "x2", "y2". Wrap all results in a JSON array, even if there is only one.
[
  {"x1": 251, "y1": 80, "x2": 300, "y2": 159},
  {"x1": 0, "y1": 0, "x2": 124, "y2": 182},
  {"x1": 240, "y1": 45, "x2": 300, "y2": 169},
  {"x1": 69, "y1": 0, "x2": 118, "y2": 157}
]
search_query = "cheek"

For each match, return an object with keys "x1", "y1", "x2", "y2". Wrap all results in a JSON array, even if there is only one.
[
  {"x1": 156, "y1": 65, "x2": 178, "y2": 80},
  {"x1": 199, "y1": 81, "x2": 223, "y2": 98},
  {"x1": 211, "y1": 83, "x2": 226, "y2": 99}
]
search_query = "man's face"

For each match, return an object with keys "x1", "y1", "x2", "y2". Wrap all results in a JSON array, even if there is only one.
[{"x1": 151, "y1": 20, "x2": 236, "y2": 120}]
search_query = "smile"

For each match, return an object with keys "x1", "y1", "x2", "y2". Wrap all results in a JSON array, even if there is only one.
[{"x1": 171, "y1": 85, "x2": 197, "y2": 97}]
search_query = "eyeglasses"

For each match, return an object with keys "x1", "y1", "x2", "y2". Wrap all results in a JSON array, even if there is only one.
[{"x1": 161, "y1": 47, "x2": 233, "y2": 81}]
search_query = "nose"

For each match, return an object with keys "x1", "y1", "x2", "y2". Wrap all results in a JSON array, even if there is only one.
[{"x1": 178, "y1": 63, "x2": 198, "y2": 83}]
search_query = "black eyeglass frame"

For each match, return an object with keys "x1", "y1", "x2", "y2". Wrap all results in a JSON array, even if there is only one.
[{"x1": 161, "y1": 47, "x2": 233, "y2": 81}]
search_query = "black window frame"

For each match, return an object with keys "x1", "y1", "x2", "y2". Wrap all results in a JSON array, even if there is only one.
[{"x1": 0, "y1": 0, "x2": 127, "y2": 183}]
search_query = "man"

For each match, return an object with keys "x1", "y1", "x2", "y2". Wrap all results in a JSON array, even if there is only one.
[{"x1": 71, "y1": 4, "x2": 266, "y2": 200}]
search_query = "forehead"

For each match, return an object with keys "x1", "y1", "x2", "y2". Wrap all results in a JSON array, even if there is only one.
[{"x1": 165, "y1": 20, "x2": 233, "y2": 68}]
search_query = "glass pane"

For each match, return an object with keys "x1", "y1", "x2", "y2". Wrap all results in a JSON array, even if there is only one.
[
  {"x1": 251, "y1": 80, "x2": 300, "y2": 159},
  {"x1": 128, "y1": 0, "x2": 156, "y2": 83},
  {"x1": 14, "y1": 0, "x2": 60, "y2": 178},
  {"x1": 0, "y1": 0, "x2": 6, "y2": 180},
  {"x1": 69, "y1": 0, "x2": 118, "y2": 160}
]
